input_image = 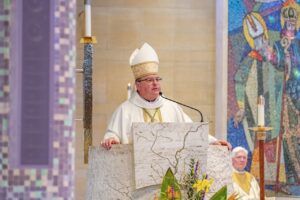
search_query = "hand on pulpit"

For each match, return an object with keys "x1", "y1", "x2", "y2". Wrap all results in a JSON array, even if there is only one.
[
  {"x1": 211, "y1": 139, "x2": 232, "y2": 151},
  {"x1": 101, "y1": 137, "x2": 120, "y2": 150}
]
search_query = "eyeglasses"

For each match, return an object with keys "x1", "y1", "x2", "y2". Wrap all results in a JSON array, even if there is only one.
[{"x1": 137, "y1": 77, "x2": 163, "y2": 83}]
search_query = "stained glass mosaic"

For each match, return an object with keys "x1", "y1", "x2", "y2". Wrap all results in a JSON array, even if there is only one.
[{"x1": 227, "y1": 0, "x2": 300, "y2": 196}]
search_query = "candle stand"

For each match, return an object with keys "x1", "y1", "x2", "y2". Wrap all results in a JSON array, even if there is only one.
[
  {"x1": 80, "y1": 36, "x2": 97, "y2": 164},
  {"x1": 249, "y1": 126, "x2": 273, "y2": 200}
]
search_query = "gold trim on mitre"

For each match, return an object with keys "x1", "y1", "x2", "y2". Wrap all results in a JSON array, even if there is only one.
[{"x1": 131, "y1": 61, "x2": 158, "y2": 80}]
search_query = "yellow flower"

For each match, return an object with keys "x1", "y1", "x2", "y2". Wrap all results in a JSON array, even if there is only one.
[{"x1": 192, "y1": 179, "x2": 214, "y2": 193}]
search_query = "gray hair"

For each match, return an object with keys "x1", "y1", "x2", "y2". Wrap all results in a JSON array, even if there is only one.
[{"x1": 231, "y1": 146, "x2": 248, "y2": 158}]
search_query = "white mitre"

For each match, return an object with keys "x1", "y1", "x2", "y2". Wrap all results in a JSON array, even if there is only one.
[
  {"x1": 245, "y1": 13, "x2": 264, "y2": 38},
  {"x1": 129, "y1": 43, "x2": 159, "y2": 80}
]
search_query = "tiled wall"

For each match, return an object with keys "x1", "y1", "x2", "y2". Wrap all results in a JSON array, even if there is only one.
[
  {"x1": 0, "y1": 0, "x2": 76, "y2": 199},
  {"x1": 0, "y1": 0, "x2": 12, "y2": 198}
]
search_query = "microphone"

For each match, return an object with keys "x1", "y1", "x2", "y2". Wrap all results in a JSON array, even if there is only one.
[{"x1": 159, "y1": 92, "x2": 204, "y2": 122}]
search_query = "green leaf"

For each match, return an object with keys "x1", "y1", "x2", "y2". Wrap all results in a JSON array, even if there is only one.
[
  {"x1": 160, "y1": 167, "x2": 182, "y2": 200},
  {"x1": 210, "y1": 185, "x2": 227, "y2": 200}
]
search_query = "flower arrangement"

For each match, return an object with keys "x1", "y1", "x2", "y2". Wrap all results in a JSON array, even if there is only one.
[
  {"x1": 182, "y1": 158, "x2": 213, "y2": 200},
  {"x1": 158, "y1": 158, "x2": 238, "y2": 200}
]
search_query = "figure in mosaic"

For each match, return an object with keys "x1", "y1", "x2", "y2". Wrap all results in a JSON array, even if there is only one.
[
  {"x1": 267, "y1": 2, "x2": 300, "y2": 191},
  {"x1": 228, "y1": 12, "x2": 277, "y2": 176},
  {"x1": 228, "y1": 0, "x2": 300, "y2": 196}
]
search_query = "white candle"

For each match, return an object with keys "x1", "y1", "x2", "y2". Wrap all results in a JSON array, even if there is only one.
[
  {"x1": 127, "y1": 83, "x2": 132, "y2": 99},
  {"x1": 257, "y1": 95, "x2": 265, "y2": 127},
  {"x1": 84, "y1": 0, "x2": 92, "y2": 37}
]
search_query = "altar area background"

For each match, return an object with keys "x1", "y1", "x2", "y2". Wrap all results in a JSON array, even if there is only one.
[
  {"x1": 75, "y1": 1, "x2": 220, "y2": 198},
  {"x1": 1, "y1": 0, "x2": 300, "y2": 199},
  {"x1": 75, "y1": 0, "x2": 300, "y2": 198}
]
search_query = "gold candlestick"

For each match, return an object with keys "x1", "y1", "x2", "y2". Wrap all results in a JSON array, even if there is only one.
[
  {"x1": 249, "y1": 126, "x2": 273, "y2": 200},
  {"x1": 80, "y1": 36, "x2": 97, "y2": 44}
]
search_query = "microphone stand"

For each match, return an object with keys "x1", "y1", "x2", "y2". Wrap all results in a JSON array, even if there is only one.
[{"x1": 159, "y1": 92, "x2": 204, "y2": 122}]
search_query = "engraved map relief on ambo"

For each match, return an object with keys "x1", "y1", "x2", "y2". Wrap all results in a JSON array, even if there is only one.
[{"x1": 132, "y1": 122, "x2": 208, "y2": 189}]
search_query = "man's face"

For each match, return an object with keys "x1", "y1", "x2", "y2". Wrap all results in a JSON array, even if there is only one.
[
  {"x1": 286, "y1": 20, "x2": 296, "y2": 32},
  {"x1": 232, "y1": 151, "x2": 247, "y2": 171},
  {"x1": 136, "y1": 74, "x2": 161, "y2": 101},
  {"x1": 284, "y1": 20, "x2": 297, "y2": 39}
]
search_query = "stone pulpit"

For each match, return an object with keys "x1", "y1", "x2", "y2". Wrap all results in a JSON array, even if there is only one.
[{"x1": 86, "y1": 122, "x2": 233, "y2": 199}]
